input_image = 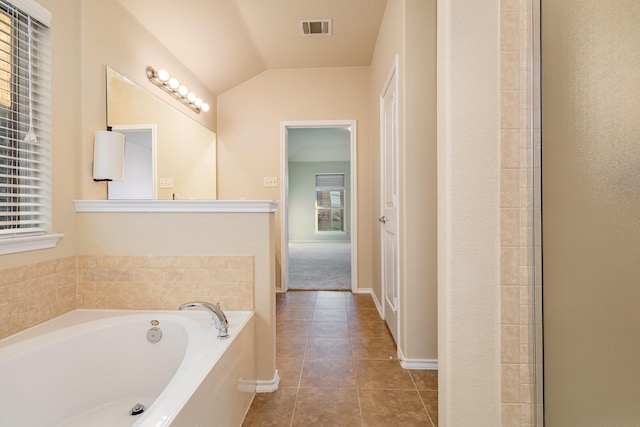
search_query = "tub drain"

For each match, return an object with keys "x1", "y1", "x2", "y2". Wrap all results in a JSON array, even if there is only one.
[{"x1": 130, "y1": 403, "x2": 146, "y2": 416}]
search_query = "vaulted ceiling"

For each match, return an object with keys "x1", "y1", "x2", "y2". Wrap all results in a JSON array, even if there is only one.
[{"x1": 118, "y1": 0, "x2": 388, "y2": 96}]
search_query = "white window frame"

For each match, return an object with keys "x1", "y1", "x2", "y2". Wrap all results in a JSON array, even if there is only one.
[
  {"x1": 315, "y1": 173, "x2": 346, "y2": 235},
  {"x1": 0, "y1": 0, "x2": 62, "y2": 255}
]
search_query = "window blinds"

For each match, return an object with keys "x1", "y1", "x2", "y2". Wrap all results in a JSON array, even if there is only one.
[
  {"x1": 315, "y1": 173, "x2": 345, "y2": 189},
  {"x1": 0, "y1": 0, "x2": 51, "y2": 237}
]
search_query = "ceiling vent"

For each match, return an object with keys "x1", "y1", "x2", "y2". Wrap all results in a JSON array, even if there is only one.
[{"x1": 300, "y1": 19, "x2": 332, "y2": 36}]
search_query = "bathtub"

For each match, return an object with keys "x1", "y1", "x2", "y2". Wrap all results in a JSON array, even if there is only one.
[{"x1": 0, "y1": 309, "x2": 256, "y2": 427}]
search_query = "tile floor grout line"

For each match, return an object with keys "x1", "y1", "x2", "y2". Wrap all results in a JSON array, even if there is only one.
[
  {"x1": 287, "y1": 318, "x2": 309, "y2": 427},
  {"x1": 409, "y1": 368, "x2": 437, "y2": 427},
  {"x1": 350, "y1": 317, "x2": 366, "y2": 427},
  {"x1": 415, "y1": 383, "x2": 436, "y2": 427}
]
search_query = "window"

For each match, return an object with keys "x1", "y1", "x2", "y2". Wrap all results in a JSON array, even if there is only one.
[
  {"x1": 315, "y1": 173, "x2": 345, "y2": 233},
  {"x1": 0, "y1": 0, "x2": 56, "y2": 254}
]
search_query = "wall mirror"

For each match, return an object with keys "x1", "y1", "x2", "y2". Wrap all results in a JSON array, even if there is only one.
[{"x1": 106, "y1": 66, "x2": 217, "y2": 200}]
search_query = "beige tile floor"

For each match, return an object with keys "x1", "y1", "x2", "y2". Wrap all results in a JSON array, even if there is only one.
[{"x1": 242, "y1": 291, "x2": 438, "y2": 426}]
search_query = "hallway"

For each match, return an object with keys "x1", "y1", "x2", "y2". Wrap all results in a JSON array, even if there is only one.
[{"x1": 242, "y1": 291, "x2": 437, "y2": 426}]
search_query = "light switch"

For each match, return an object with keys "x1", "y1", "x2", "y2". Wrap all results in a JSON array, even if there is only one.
[
  {"x1": 263, "y1": 177, "x2": 278, "y2": 187},
  {"x1": 159, "y1": 178, "x2": 173, "y2": 188}
]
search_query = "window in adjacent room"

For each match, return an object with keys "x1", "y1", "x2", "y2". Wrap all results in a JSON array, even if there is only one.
[
  {"x1": 0, "y1": 0, "x2": 56, "y2": 254},
  {"x1": 315, "y1": 173, "x2": 345, "y2": 233}
]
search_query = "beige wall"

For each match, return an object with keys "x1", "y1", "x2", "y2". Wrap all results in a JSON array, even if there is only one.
[
  {"x1": 80, "y1": 0, "x2": 217, "y2": 200},
  {"x1": 438, "y1": 0, "x2": 501, "y2": 424},
  {"x1": 401, "y1": 0, "x2": 437, "y2": 361},
  {"x1": 75, "y1": 211, "x2": 276, "y2": 383},
  {"x1": 369, "y1": 0, "x2": 437, "y2": 362},
  {"x1": 216, "y1": 67, "x2": 372, "y2": 291}
]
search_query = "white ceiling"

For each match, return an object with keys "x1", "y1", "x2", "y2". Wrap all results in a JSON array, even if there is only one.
[{"x1": 117, "y1": 0, "x2": 388, "y2": 96}]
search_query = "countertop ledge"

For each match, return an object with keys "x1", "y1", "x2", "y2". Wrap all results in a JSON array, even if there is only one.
[{"x1": 73, "y1": 200, "x2": 280, "y2": 213}]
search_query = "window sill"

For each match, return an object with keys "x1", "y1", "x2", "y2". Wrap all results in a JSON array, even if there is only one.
[
  {"x1": 73, "y1": 200, "x2": 280, "y2": 213},
  {"x1": 0, "y1": 233, "x2": 64, "y2": 255}
]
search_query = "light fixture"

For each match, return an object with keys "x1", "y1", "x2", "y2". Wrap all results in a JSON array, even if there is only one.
[
  {"x1": 157, "y1": 69, "x2": 169, "y2": 82},
  {"x1": 146, "y1": 66, "x2": 210, "y2": 114}
]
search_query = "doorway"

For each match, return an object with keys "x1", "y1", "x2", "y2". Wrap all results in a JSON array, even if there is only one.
[
  {"x1": 107, "y1": 124, "x2": 157, "y2": 199},
  {"x1": 280, "y1": 121, "x2": 358, "y2": 293}
]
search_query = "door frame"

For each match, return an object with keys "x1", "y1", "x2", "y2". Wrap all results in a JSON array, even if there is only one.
[
  {"x1": 108, "y1": 123, "x2": 158, "y2": 199},
  {"x1": 279, "y1": 120, "x2": 358, "y2": 293},
  {"x1": 379, "y1": 56, "x2": 401, "y2": 344}
]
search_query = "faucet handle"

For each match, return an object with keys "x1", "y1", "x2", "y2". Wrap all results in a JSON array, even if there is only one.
[{"x1": 214, "y1": 302, "x2": 229, "y2": 324}]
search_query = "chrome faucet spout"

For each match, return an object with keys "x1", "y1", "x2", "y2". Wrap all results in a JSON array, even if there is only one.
[{"x1": 179, "y1": 301, "x2": 229, "y2": 339}]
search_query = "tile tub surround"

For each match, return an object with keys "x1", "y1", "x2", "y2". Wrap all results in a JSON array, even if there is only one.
[
  {"x1": 243, "y1": 291, "x2": 438, "y2": 426},
  {"x1": 0, "y1": 255, "x2": 255, "y2": 341},
  {"x1": 78, "y1": 255, "x2": 254, "y2": 310},
  {"x1": 500, "y1": 0, "x2": 540, "y2": 424},
  {"x1": 0, "y1": 257, "x2": 77, "y2": 340}
]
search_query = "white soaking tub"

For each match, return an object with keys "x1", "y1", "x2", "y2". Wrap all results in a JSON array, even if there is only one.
[{"x1": 0, "y1": 309, "x2": 256, "y2": 427}]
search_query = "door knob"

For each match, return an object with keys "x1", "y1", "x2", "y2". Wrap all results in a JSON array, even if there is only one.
[{"x1": 379, "y1": 216, "x2": 386, "y2": 224}]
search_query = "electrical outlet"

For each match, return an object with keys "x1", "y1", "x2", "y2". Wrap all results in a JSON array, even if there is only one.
[
  {"x1": 159, "y1": 178, "x2": 173, "y2": 188},
  {"x1": 263, "y1": 177, "x2": 278, "y2": 187}
]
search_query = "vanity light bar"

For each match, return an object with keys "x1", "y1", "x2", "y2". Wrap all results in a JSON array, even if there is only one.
[{"x1": 145, "y1": 66, "x2": 210, "y2": 114}]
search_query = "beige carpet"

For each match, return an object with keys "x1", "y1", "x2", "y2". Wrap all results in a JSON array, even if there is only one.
[{"x1": 288, "y1": 242, "x2": 351, "y2": 290}]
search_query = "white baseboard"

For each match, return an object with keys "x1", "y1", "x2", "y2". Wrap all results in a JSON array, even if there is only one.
[
  {"x1": 355, "y1": 290, "x2": 436, "y2": 370},
  {"x1": 255, "y1": 370, "x2": 280, "y2": 393},
  {"x1": 398, "y1": 348, "x2": 438, "y2": 370},
  {"x1": 400, "y1": 358, "x2": 439, "y2": 370},
  {"x1": 355, "y1": 287, "x2": 383, "y2": 316}
]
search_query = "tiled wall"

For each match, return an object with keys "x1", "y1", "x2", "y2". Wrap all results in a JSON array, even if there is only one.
[
  {"x1": 0, "y1": 257, "x2": 77, "y2": 340},
  {"x1": 500, "y1": 0, "x2": 540, "y2": 425},
  {"x1": 0, "y1": 255, "x2": 254, "y2": 340},
  {"x1": 78, "y1": 255, "x2": 254, "y2": 310}
]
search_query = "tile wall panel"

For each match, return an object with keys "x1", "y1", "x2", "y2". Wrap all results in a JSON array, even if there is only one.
[
  {"x1": 500, "y1": 0, "x2": 539, "y2": 425},
  {"x1": 0, "y1": 255, "x2": 254, "y2": 341},
  {"x1": 78, "y1": 255, "x2": 254, "y2": 311},
  {"x1": 0, "y1": 257, "x2": 77, "y2": 340}
]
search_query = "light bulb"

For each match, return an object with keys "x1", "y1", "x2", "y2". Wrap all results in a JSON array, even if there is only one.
[
  {"x1": 194, "y1": 98, "x2": 203, "y2": 107},
  {"x1": 178, "y1": 85, "x2": 188, "y2": 96},
  {"x1": 169, "y1": 78, "x2": 179, "y2": 89},
  {"x1": 201, "y1": 103, "x2": 210, "y2": 112},
  {"x1": 187, "y1": 92, "x2": 196, "y2": 102},
  {"x1": 157, "y1": 69, "x2": 169, "y2": 82}
]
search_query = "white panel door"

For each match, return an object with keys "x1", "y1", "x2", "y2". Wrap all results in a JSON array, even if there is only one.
[{"x1": 380, "y1": 59, "x2": 399, "y2": 344}]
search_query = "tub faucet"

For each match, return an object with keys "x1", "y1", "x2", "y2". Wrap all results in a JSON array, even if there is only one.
[{"x1": 179, "y1": 301, "x2": 230, "y2": 339}]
